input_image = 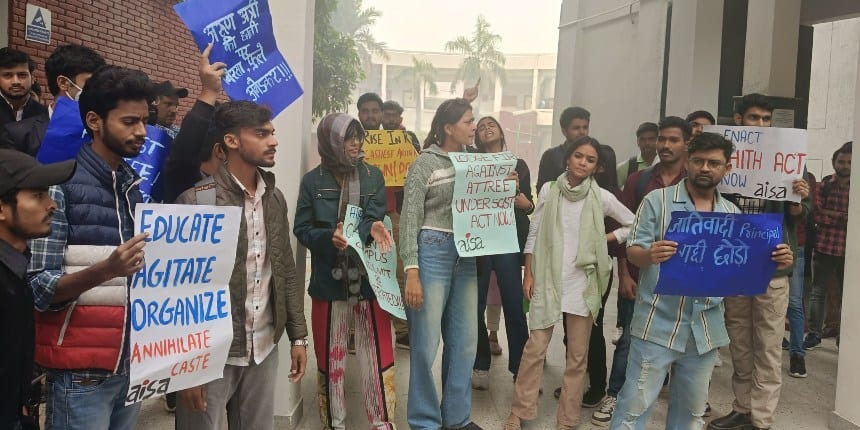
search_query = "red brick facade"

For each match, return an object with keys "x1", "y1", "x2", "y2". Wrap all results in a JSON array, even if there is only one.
[{"x1": 6, "y1": 0, "x2": 201, "y2": 115}]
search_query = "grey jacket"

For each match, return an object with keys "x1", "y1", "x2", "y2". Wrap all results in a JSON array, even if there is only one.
[{"x1": 176, "y1": 165, "x2": 308, "y2": 357}]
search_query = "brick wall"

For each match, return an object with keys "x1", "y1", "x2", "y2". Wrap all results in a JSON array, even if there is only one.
[{"x1": 7, "y1": 0, "x2": 201, "y2": 117}]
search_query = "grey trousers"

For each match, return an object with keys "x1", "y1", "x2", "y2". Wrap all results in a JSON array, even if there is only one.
[{"x1": 176, "y1": 346, "x2": 279, "y2": 430}]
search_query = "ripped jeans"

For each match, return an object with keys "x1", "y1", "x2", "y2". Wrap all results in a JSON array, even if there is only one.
[{"x1": 609, "y1": 336, "x2": 716, "y2": 430}]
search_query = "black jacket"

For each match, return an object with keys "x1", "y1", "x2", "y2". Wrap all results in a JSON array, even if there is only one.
[
  {"x1": 0, "y1": 97, "x2": 47, "y2": 129},
  {"x1": 0, "y1": 240, "x2": 34, "y2": 428},
  {"x1": 163, "y1": 100, "x2": 216, "y2": 203},
  {"x1": 0, "y1": 112, "x2": 49, "y2": 156}
]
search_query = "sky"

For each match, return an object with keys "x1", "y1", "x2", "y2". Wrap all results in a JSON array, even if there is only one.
[{"x1": 360, "y1": 0, "x2": 561, "y2": 54}]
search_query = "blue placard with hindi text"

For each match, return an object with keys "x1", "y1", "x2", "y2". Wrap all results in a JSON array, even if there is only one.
[
  {"x1": 174, "y1": 0, "x2": 303, "y2": 117},
  {"x1": 654, "y1": 211, "x2": 784, "y2": 297}
]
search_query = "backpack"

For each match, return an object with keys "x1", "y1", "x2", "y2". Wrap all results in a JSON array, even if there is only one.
[
  {"x1": 633, "y1": 166, "x2": 656, "y2": 209},
  {"x1": 626, "y1": 156, "x2": 639, "y2": 180}
]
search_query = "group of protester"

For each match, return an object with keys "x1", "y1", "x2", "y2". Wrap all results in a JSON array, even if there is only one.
[{"x1": 0, "y1": 38, "x2": 850, "y2": 430}]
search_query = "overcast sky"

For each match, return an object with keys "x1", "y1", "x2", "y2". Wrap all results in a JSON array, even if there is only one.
[{"x1": 361, "y1": 0, "x2": 561, "y2": 54}]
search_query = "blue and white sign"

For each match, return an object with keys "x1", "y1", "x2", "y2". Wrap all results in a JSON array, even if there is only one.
[
  {"x1": 174, "y1": 0, "x2": 303, "y2": 117},
  {"x1": 654, "y1": 211, "x2": 784, "y2": 297},
  {"x1": 25, "y1": 4, "x2": 51, "y2": 44}
]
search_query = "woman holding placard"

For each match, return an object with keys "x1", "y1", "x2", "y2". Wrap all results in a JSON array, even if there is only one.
[
  {"x1": 504, "y1": 136, "x2": 634, "y2": 430},
  {"x1": 294, "y1": 113, "x2": 395, "y2": 430},
  {"x1": 400, "y1": 98, "x2": 484, "y2": 430},
  {"x1": 470, "y1": 116, "x2": 533, "y2": 390}
]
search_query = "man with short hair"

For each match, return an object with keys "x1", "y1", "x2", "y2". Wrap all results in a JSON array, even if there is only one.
[
  {"x1": 591, "y1": 116, "x2": 691, "y2": 426},
  {"x1": 0, "y1": 150, "x2": 75, "y2": 429},
  {"x1": 1, "y1": 44, "x2": 106, "y2": 155},
  {"x1": 0, "y1": 48, "x2": 46, "y2": 127},
  {"x1": 151, "y1": 80, "x2": 189, "y2": 137},
  {"x1": 536, "y1": 106, "x2": 590, "y2": 192},
  {"x1": 617, "y1": 122, "x2": 659, "y2": 187},
  {"x1": 687, "y1": 110, "x2": 716, "y2": 137},
  {"x1": 357, "y1": 92, "x2": 383, "y2": 131},
  {"x1": 803, "y1": 142, "x2": 851, "y2": 351},
  {"x1": 709, "y1": 93, "x2": 811, "y2": 430},
  {"x1": 382, "y1": 99, "x2": 421, "y2": 152},
  {"x1": 175, "y1": 101, "x2": 308, "y2": 430},
  {"x1": 609, "y1": 132, "x2": 794, "y2": 429},
  {"x1": 28, "y1": 65, "x2": 155, "y2": 429}
]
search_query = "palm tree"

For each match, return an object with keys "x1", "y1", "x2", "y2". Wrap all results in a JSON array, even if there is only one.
[
  {"x1": 444, "y1": 15, "x2": 506, "y2": 101},
  {"x1": 331, "y1": 0, "x2": 388, "y2": 61},
  {"x1": 396, "y1": 56, "x2": 438, "y2": 132}
]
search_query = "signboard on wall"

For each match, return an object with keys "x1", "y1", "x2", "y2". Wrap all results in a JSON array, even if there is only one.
[{"x1": 25, "y1": 4, "x2": 51, "y2": 44}]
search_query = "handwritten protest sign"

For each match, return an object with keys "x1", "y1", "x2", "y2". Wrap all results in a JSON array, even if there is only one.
[
  {"x1": 362, "y1": 130, "x2": 418, "y2": 186},
  {"x1": 654, "y1": 211, "x2": 784, "y2": 297},
  {"x1": 36, "y1": 98, "x2": 174, "y2": 202},
  {"x1": 175, "y1": 0, "x2": 303, "y2": 117},
  {"x1": 705, "y1": 125, "x2": 807, "y2": 202},
  {"x1": 450, "y1": 152, "x2": 519, "y2": 257},
  {"x1": 343, "y1": 204, "x2": 405, "y2": 319},
  {"x1": 126, "y1": 204, "x2": 241, "y2": 405}
]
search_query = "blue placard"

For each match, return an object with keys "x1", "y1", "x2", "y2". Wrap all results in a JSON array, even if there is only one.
[
  {"x1": 36, "y1": 97, "x2": 173, "y2": 202},
  {"x1": 654, "y1": 211, "x2": 784, "y2": 297},
  {"x1": 174, "y1": 0, "x2": 303, "y2": 117}
]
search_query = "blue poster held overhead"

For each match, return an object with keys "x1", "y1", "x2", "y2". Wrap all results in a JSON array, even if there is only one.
[
  {"x1": 654, "y1": 211, "x2": 784, "y2": 297},
  {"x1": 174, "y1": 0, "x2": 303, "y2": 117}
]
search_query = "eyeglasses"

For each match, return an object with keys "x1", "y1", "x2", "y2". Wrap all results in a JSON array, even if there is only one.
[{"x1": 689, "y1": 157, "x2": 726, "y2": 169}]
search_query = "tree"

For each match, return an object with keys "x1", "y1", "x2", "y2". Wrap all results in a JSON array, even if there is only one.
[
  {"x1": 312, "y1": 0, "x2": 364, "y2": 120},
  {"x1": 444, "y1": 15, "x2": 506, "y2": 99},
  {"x1": 396, "y1": 56, "x2": 438, "y2": 132},
  {"x1": 331, "y1": 0, "x2": 388, "y2": 61}
]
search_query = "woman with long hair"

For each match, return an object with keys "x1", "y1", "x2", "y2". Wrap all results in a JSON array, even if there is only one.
[
  {"x1": 400, "y1": 98, "x2": 483, "y2": 430},
  {"x1": 470, "y1": 116, "x2": 532, "y2": 390},
  {"x1": 294, "y1": 113, "x2": 395, "y2": 430},
  {"x1": 505, "y1": 136, "x2": 634, "y2": 430}
]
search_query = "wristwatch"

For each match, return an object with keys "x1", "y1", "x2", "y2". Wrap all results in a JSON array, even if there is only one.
[{"x1": 291, "y1": 338, "x2": 309, "y2": 347}]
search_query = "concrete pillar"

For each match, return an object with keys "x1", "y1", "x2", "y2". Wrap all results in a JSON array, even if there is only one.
[
  {"x1": 743, "y1": 0, "x2": 802, "y2": 96},
  {"x1": 551, "y1": 0, "x2": 582, "y2": 148},
  {"x1": 664, "y1": 0, "x2": 723, "y2": 117},
  {"x1": 0, "y1": 0, "x2": 8, "y2": 48},
  {"x1": 493, "y1": 76, "x2": 502, "y2": 113},
  {"x1": 381, "y1": 61, "x2": 388, "y2": 100},
  {"x1": 269, "y1": 0, "x2": 314, "y2": 427},
  {"x1": 829, "y1": 41, "x2": 860, "y2": 430},
  {"x1": 531, "y1": 68, "x2": 539, "y2": 110}
]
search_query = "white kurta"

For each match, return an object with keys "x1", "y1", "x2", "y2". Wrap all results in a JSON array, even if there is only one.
[{"x1": 525, "y1": 185, "x2": 634, "y2": 317}]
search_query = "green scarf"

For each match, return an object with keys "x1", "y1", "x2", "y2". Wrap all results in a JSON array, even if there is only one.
[{"x1": 530, "y1": 173, "x2": 610, "y2": 328}]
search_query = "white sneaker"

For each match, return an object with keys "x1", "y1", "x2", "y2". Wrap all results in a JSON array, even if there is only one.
[
  {"x1": 714, "y1": 350, "x2": 723, "y2": 367},
  {"x1": 611, "y1": 327, "x2": 623, "y2": 345},
  {"x1": 471, "y1": 370, "x2": 489, "y2": 390},
  {"x1": 591, "y1": 396, "x2": 617, "y2": 427}
]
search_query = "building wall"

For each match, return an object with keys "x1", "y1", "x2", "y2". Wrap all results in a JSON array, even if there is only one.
[
  {"x1": 1, "y1": 0, "x2": 9, "y2": 47},
  {"x1": 7, "y1": 0, "x2": 200, "y2": 115}
]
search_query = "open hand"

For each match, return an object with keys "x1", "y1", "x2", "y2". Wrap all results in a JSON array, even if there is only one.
[
  {"x1": 405, "y1": 269, "x2": 423, "y2": 309},
  {"x1": 370, "y1": 221, "x2": 393, "y2": 254}
]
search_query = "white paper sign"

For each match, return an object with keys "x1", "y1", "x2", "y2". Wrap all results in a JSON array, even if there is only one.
[
  {"x1": 126, "y1": 204, "x2": 241, "y2": 405},
  {"x1": 705, "y1": 125, "x2": 808, "y2": 202}
]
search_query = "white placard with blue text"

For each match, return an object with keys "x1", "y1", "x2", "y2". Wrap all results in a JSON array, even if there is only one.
[
  {"x1": 704, "y1": 125, "x2": 807, "y2": 202},
  {"x1": 450, "y1": 152, "x2": 519, "y2": 257},
  {"x1": 126, "y1": 204, "x2": 241, "y2": 405}
]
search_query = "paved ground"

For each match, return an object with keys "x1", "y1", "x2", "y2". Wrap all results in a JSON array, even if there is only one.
[{"x1": 135, "y1": 261, "x2": 839, "y2": 429}]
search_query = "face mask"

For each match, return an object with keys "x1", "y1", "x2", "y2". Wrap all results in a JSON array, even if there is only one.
[{"x1": 61, "y1": 76, "x2": 83, "y2": 102}]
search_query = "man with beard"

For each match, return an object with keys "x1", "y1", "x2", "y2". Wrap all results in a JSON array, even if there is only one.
[
  {"x1": 0, "y1": 150, "x2": 75, "y2": 429},
  {"x1": 687, "y1": 110, "x2": 716, "y2": 137},
  {"x1": 616, "y1": 122, "x2": 659, "y2": 187},
  {"x1": 609, "y1": 132, "x2": 794, "y2": 429},
  {"x1": 536, "y1": 106, "x2": 590, "y2": 192},
  {"x1": 0, "y1": 48, "x2": 47, "y2": 127},
  {"x1": 151, "y1": 80, "x2": 189, "y2": 138},
  {"x1": 27, "y1": 66, "x2": 153, "y2": 429}
]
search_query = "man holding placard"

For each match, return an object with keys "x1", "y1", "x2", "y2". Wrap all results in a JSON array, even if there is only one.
[
  {"x1": 611, "y1": 132, "x2": 794, "y2": 430},
  {"x1": 709, "y1": 94, "x2": 810, "y2": 430},
  {"x1": 174, "y1": 101, "x2": 308, "y2": 430}
]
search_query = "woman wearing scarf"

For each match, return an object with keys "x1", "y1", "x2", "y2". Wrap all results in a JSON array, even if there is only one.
[
  {"x1": 505, "y1": 136, "x2": 634, "y2": 430},
  {"x1": 294, "y1": 113, "x2": 395, "y2": 430}
]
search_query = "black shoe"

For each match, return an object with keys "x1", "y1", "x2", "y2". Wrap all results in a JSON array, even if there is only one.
[
  {"x1": 554, "y1": 386, "x2": 561, "y2": 399},
  {"x1": 163, "y1": 392, "x2": 177, "y2": 413},
  {"x1": 582, "y1": 389, "x2": 605, "y2": 408},
  {"x1": 395, "y1": 334, "x2": 410, "y2": 350},
  {"x1": 446, "y1": 423, "x2": 483, "y2": 430},
  {"x1": 708, "y1": 410, "x2": 751, "y2": 430},
  {"x1": 781, "y1": 338, "x2": 789, "y2": 350},
  {"x1": 803, "y1": 333, "x2": 821, "y2": 350},
  {"x1": 789, "y1": 353, "x2": 807, "y2": 378}
]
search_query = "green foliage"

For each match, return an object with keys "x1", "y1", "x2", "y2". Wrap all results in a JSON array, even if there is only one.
[
  {"x1": 312, "y1": 0, "x2": 365, "y2": 120},
  {"x1": 332, "y1": 0, "x2": 388, "y2": 61},
  {"x1": 444, "y1": 15, "x2": 506, "y2": 95},
  {"x1": 396, "y1": 56, "x2": 438, "y2": 131}
]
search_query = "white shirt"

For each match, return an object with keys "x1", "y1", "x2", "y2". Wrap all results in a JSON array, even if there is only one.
[{"x1": 525, "y1": 184, "x2": 634, "y2": 316}]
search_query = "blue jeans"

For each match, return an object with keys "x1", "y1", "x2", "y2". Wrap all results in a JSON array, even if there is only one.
[
  {"x1": 407, "y1": 230, "x2": 478, "y2": 430},
  {"x1": 607, "y1": 297, "x2": 635, "y2": 397},
  {"x1": 45, "y1": 370, "x2": 141, "y2": 430},
  {"x1": 787, "y1": 248, "x2": 806, "y2": 355},
  {"x1": 610, "y1": 337, "x2": 715, "y2": 430},
  {"x1": 475, "y1": 253, "x2": 529, "y2": 375}
]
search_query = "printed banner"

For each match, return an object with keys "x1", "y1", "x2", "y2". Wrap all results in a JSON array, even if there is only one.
[
  {"x1": 36, "y1": 98, "x2": 174, "y2": 202},
  {"x1": 450, "y1": 152, "x2": 519, "y2": 257},
  {"x1": 174, "y1": 0, "x2": 303, "y2": 117},
  {"x1": 654, "y1": 211, "x2": 784, "y2": 297},
  {"x1": 343, "y1": 204, "x2": 405, "y2": 320},
  {"x1": 705, "y1": 125, "x2": 807, "y2": 202},
  {"x1": 126, "y1": 204, "x2": 242, "y2": 405},
  {"x1": 362, "y1": 130, "x2": 419, "y2": 186}
]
